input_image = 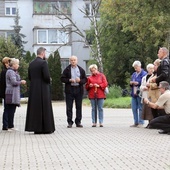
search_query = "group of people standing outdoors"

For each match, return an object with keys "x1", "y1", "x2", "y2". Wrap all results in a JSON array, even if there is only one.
[
  {"x1": 0, "y1": 47, "x2": 108, "y2": 134},
  {"x1": 1, "y1": 46, "x2": 170, "y2": 135},
  {"x1": 130, "y1": 47, "x2": 170, "y2": 135}
]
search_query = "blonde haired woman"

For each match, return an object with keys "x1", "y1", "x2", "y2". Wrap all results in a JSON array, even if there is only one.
[
  {"x1": 147, "y1": 59, "x2": 166, "y2": 119},
  {"x1": 85, "y1": 64, "x2": 108, "y2": 127},
  {"x1": 0, "y1": 57, "x2": 11, "y2": 130},
  {"x1": 5, "y1": 58, "x2": 26, "y2": 131}
]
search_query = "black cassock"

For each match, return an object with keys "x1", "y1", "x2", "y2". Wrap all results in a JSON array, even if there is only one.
[{"x1": 25, "y1": 57, "x2": 55, "y2": 133}]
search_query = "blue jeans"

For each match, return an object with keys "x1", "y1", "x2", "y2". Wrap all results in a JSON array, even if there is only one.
[
  {"x1": 131, "y1": 96, "x2": 144, "y2": 125},
  {"x1": 90, "y1": 99, "x2": 104, "y2": 124}
]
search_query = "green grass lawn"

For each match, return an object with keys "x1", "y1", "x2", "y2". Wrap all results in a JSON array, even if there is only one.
[{"x1": 83, "y1": 96, "x2": 131, "y2": 108}]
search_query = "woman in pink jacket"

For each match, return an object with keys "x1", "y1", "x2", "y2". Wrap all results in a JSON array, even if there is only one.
[{"x1": 86, "y1": 64, "x2": 108, "y2": 127}]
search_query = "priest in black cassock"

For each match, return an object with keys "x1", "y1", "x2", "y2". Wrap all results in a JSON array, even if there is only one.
[{"x1": 25, "y1": 47, "x2": 55, "y2": 134}]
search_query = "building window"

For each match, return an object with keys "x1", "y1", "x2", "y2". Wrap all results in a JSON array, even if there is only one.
[
  {"x1": 5, "y1": 2, "x2": 17, "y2": 16},
  {"x1": 33, "y1": 1, "x2": 71, "y2": 15},
  {"x1": 37, "y1": 30, "x2": 47, "y2": 43},
  {"x1": 85, "y1": 60, "x2": 90, "y2": 75},
  {"x1": 60, "y1": 58, "x2": 69, "y2": 72},
  {"x1": 6, "y1": 31, "x2": 15, "y2": 38},
  {"x1": 37, "y1": 29, "x2": 69, "y2": 44}
]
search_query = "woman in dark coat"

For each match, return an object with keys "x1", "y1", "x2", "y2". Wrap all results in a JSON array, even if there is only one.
[
  {"x1": 0, "y1": 57, "x2": 10, "y2": 130},
  {"x1": 25, "y1": 47, "x2": 55, "y2": 134}
]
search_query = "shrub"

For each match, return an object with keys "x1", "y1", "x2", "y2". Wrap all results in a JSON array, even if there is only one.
[
  {"x1": 48, "y1": 50, "x2": 64, "y2": 100},
  {"x1": 106, "y1": 85, "x2": 122, "y2": 98}
]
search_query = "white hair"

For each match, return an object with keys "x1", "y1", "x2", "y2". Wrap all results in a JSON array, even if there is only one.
[
  {"x1": 70, "y1": 55, "x2": 77, "y2": 60},
  {"x1": 146, "y1": 63, "x2": 154, "y2": 70},
  {"x1": 132, "y1": 61, "x2": 141, "y2": 67},
  {"x1": 89, "y1": 64, "x2": 98, "y2": 71},
  {"x1": 9, "y1": 58, "x2": 19, "y2": 67}
]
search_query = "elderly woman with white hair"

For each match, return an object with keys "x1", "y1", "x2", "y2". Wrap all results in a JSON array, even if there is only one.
[
  {"x1": 140, "y1": 63, "x2": 155, "y2": 127},
  {"x1": 5, "y1": 58, "x2": 26, "y2": 131},
  {"x1": 130, "y1": 60, "x2": 147, "y2": 127},
  {"x1": 86, "y1": 64, "x2": 108, "y2": 127}
]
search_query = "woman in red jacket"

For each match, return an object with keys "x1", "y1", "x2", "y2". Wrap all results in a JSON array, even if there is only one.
[{"x1": 86, "y1": 64, "x2": 108, "y2": 127}]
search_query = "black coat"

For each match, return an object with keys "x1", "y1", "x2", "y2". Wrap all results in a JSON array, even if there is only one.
[
  {"x1": 0, "y1": 67, "x2": 7, "y2": 98},
  {"x1": 25, "y1": 57, "x2": 55, "y2": 132},
  {"x1": 60, "y1": 64, "x2": 87, "y2": 95},
  {"x1": 156, "y1": 57, "x2": 170, "y2": 85}
]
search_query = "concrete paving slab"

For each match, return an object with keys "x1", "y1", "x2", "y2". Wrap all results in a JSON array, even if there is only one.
[{"x1": 0, "y1": 102, "x2": 170, "y2": 170}]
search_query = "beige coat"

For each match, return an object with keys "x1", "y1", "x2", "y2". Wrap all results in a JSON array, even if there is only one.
[{"x1": 148, "y1": 80, "x2": 161, "y2": 103}]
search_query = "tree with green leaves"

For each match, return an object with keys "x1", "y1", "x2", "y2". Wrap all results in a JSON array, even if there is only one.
[
  {"x1": 24, "y1": 51, "x2": 35, "y2": 63},
  {"x1": 98, "y1": 0, "x2": 170, "y2": 88},
  {"x1": 48, "y1": 50, "x2": 64, "y2": 100},
  {"x1": 11, "y1": 9, "x2": 27, "y2": 57},
  {"x1": 101, "y1": 0, "x2": 170, "y2": 49},
  {"x1": 0, "y1": 37, "x2": 21, "y2": 71},
  {"x1": 20, "y1": 51, "x2": 36, "y2": 97},
  {"x1": 0, "y1": 37, "x2": 28, "y2": 96},
  {"x1": 53, "y1": 0, "x2": 105, "y2": 72}
]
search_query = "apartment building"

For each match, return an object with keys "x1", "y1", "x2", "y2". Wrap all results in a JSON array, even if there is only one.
[{"x1": 0, "y1": 0, "x2": 94, "y2": 71}]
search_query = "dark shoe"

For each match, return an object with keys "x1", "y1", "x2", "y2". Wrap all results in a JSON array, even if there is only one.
[
  {"x1": 67, "y1": 124, "x2": 72, "y2": 128},
  {"x1": 44, "y1": 131, "x2": 54, "y2": 134},
  {"x1": 99, "y1": 124, "x2": 103, "y2": 127},
  {"x1": 34, "y1": 132, "x2": 43, "y2": 134},
  {"x1": 148, "y1": 126, "x2": 154, "y2": 129},
  {"x1": 2, "y1": 127, "x2": 8, "y2": 130},
  {"x1": 76, "y1": 124, "x2": 83, "y2": 128},
  {"x1": 92, "y1": 124, "x2": 96, "y2": 127},
  {"x1": 158, "y1": 130, "x2": 168, "y2": 134}
]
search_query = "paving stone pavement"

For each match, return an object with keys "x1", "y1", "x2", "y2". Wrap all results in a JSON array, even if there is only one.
[{"x1": 0, "y1": 102, "x2": 170, "y2": 170}]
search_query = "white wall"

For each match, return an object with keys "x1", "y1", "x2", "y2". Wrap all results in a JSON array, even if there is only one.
[
  {"x1": 72, "y1": 0, "x2": 91, "y2": 69},
  {"x1": 0, "y1": 0, "x2": 91, "y2": 70},
  {"x1": 17, "y1": 0, "x2": 33, "y2": 52}
]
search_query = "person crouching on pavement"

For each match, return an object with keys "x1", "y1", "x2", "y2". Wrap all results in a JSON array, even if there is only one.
[{"x1": 144, "y1": 81, "x2": 170, "y2": 135}]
